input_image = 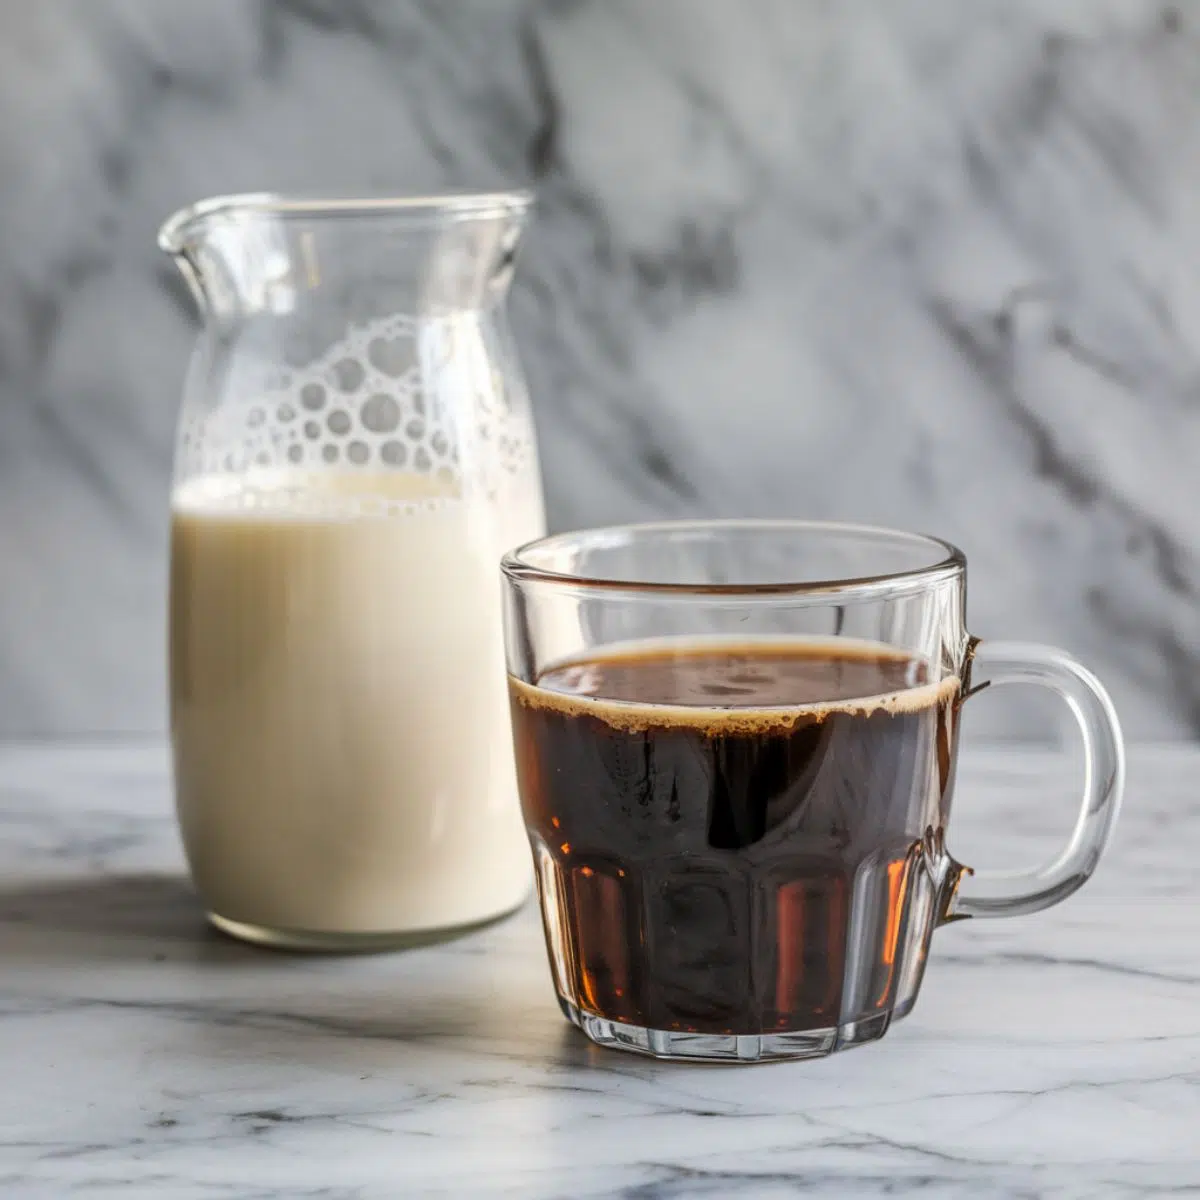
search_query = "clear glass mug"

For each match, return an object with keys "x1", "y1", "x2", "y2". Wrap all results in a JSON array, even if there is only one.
[
  {"x1": 160, "y1": 192, "x2": 545, "y2": 949},
  {"x1": 502, "y1": 521, "x2": 1123, "y2": 1062}
]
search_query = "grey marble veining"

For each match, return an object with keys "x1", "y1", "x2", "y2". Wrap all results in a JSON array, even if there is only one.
[
  {"x1": 1, "y1": 742, "x2": 1197, "y2": 1197},
  {"x1": 0, "y1": 1, "x2": 1197, "y2": 736}
]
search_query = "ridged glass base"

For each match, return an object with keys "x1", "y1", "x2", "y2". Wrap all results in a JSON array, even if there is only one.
[
  {"x1": 560, "y1": 997, "x2": 894, "y2": 1063},
  {"x1": 208, "y1": 901, "x2": 524, "y2": 953}
]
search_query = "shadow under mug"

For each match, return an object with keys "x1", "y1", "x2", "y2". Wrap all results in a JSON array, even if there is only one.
[{"x1": 501, "y1": 520, "x2": 1124, "y2": 1063}]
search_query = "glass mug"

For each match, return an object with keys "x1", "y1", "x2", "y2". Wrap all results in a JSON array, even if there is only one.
[
  {"x1": 502, "y1": 521, "x2": 1123, "y2": 1062},
  {"x1": 160, "y1": 192, "x2": 545, "y2": 949}
]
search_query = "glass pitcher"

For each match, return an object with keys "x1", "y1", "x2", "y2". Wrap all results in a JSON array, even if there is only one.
[{"x1": 159, "y1": 192, "x2": 546, "y2": 950}]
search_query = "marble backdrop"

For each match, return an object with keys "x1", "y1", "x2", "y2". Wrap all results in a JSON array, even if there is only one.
[{"x1": 0, "y1": 0, "x2": 1196, "y2": 737}]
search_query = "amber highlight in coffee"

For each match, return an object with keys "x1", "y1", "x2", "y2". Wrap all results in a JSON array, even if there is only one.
[{"x1": 510, "y1": 639, "x2": 960, "y2": 1037}]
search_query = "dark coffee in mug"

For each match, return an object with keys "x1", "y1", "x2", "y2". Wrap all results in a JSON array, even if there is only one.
[{"x1": 509, "y1": 639, "x2": 961, "y2": 1037}]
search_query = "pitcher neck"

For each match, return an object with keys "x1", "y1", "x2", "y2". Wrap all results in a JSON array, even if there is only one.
[{"x1": 159, "y1": 191, "x2": 532, "y2": 321}]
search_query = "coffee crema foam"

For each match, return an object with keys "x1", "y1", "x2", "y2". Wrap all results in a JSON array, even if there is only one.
[{"x1": 511, "y1": 638, "x2": 961, "y2": 735}]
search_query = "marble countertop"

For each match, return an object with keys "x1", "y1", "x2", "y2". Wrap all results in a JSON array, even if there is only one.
[{"x1": 1, "y1": 743, "x2": 1196, "y2": 1197}]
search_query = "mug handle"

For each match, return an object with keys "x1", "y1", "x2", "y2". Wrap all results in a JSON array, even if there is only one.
[{"x1": 946, "y1": 639, "x2": 1125, "y2": 919}]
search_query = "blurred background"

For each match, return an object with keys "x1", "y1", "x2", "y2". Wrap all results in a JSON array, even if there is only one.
[{"x1": 0, "y1": 0, "x2": 1196, "y2": 738}]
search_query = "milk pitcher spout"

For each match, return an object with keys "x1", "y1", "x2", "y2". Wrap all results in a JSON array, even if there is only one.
[{"x1": 159, "y1": 191, "x2": 532, "y2": 321}]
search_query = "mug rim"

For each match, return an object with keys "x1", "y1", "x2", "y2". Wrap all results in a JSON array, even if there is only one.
[{"x1": 501, "y1": 519, "x2": 966, "y2": 597}]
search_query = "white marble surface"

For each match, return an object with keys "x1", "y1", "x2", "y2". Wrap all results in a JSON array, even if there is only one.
[
  {"x1": 0, "y1": 742, "x2": 1196, "y2": 1197},
  {"x1": 0, "y1": 1, "x2": 1198, "y2": 738}
]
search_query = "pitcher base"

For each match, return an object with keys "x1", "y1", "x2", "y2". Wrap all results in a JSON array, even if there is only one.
[{"x1": 208, "y1": 902, "x2": 525, "y2": 953}]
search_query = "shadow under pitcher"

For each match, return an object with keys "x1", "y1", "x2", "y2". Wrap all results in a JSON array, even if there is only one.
[{"x1": 502, "y1": 521, "x2": 1124, "y2": 1063}]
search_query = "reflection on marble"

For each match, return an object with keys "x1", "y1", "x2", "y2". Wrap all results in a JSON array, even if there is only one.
[
  {"x1": 0, "y1": 1, "x2": 1197, "y2": 736},
  {"x1": 1, "y1": 742, "x2": 1198, "y2": 1196}
]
